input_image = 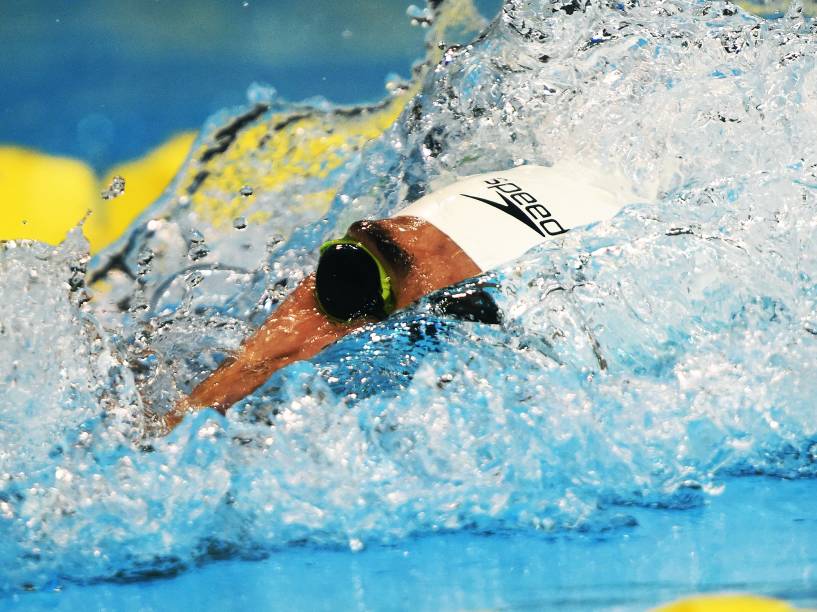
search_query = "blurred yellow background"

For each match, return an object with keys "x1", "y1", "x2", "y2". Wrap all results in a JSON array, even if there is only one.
[
  {"x1": 0, "y1": 132, "x2": 195, "y2": 253},
  {"x1": 0, "y1": 0, "x2": 434, "y2": 253}
]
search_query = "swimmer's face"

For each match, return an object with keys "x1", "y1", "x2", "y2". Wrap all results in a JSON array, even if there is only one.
[{"x1": 344, "y1": 217, "x2": 480, "y2": 314}]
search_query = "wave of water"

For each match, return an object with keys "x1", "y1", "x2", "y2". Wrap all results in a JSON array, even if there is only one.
[{"x1": 2, "y1": 0, "x2": 817, "y2": 593}]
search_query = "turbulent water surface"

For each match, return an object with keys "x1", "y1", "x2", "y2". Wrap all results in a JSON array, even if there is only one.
[{"x1": 2, "y1": 0, "x2": 817, "y2": 599}]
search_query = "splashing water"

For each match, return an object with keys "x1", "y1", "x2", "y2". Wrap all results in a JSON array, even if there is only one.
[{"x1": 2, "y1": 0, "x2": 817, "y2": 594}]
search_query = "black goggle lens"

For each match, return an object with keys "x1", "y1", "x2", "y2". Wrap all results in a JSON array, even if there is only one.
[{"x1": 315, "y1": 243, "x2": 386, "y2": 321}]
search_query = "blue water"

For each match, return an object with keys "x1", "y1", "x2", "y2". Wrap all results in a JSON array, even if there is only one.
[
  {"x1": 3, "y1": 0, "x2": 817, "y2": 609},
  {"x1": 0, "y1": 1, "x2": 426, "y2": 169},
  {"x1": 0, "y1": 0, "x2": 502, "y2": 169},
  {"x1": 11, "y1": 478, "x2": 817, "y2": 610}
]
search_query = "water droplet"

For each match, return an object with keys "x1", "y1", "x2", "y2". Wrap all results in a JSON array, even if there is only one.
[
  {"x1": 188, "y1": 246, "x2": 209, "y2": 262},
  {"x1": 437, "y1": 373, "x2": 454, "y2": 388},
  {"x1": 101, "y1": 175, "x2": 126, "y2": 200},
  {"x1": 348, "y1": 538, "x2": 364, "y2": 552},
  {"x1": 137, "y1": 247, "x2": 154, "y2": 277},
  {"x1": 233, "y1": 216, "x2": 248, "y2": 230},
  {"x1": 185, "y1": 270, "x2": 204, "y2": 288},
  {"x1": 240, "y1": 185, "x2": 254, "y2": 197},
  {"x1": 406, "y1": 4, "x2": 433, "y2": 27},
  {"x1": 266, "y1": 235, "x2": 283, "y2": 254},
  {"x1": 137, "y1": 248, "x2": 154, "y2": 266},
  {"x1": 187, "y1": 229, "x2": 209, "y2": 261}
]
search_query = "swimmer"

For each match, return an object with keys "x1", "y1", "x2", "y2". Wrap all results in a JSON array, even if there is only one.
[{"x1": 165, "y1": 163, "x2": 635, "y2": 430}]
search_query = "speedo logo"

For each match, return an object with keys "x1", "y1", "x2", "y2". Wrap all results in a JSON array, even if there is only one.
[{"x1": 460, "y1": 177, "x2": 567, "y2": 237}]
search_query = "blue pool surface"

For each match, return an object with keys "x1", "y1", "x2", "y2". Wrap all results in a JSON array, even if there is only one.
[{"x1": 11, "y1": 477, "x2": 817, "y2": 610}]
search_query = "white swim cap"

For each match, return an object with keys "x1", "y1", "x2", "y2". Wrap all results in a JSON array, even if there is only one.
[{"x1": 394, "y1": 163, "x2": 637, "y2": 271}]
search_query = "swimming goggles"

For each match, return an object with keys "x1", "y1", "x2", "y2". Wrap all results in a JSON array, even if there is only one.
[{"x1": 315, "y1": 237, "x2": 395, "y2": 322}]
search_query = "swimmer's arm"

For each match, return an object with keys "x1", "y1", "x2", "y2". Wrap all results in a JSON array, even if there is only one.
[{"x1": 165, "y1": 274, "x2": 365, "y2": 430}]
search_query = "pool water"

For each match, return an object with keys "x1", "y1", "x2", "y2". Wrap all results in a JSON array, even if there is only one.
[
  {"x1": 11, "y1": 478, "x2": 817, "y2": 610},
  {"x1": 2, "y1": 0, "x2": 817, "y2": 610},
  {"x1": 0, "y1": 1, "x2": 429, "y2": 170}
]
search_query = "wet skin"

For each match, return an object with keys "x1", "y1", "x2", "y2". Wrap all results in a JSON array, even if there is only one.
[{"x1": 165, "y1": 216, "x2": 480, "y2": 430}]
